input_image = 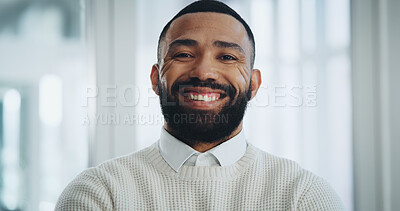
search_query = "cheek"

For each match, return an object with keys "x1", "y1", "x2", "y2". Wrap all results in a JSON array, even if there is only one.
[
  {"x1": 158, "y1": 77, "x2": 168, "y2": 91},
  {"x1": 159, "y1": 74, "x2": 177, "y2": 95},
  {"x1": 235, "y1": 64, "x2": 251, "y2": 84},
  {"x1": 226, "y1": 65, "x2": 251, "y2": 95},
  {"x1": 160, "y1": 63, "x2": 189, "y2": 92}
]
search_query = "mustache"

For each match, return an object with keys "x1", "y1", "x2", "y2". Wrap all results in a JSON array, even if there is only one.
[{"x1": 170, "y1": 79, "x2": 236, "y2": 98}]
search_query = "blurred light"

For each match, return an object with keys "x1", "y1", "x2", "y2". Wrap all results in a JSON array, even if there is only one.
[
  {"x1": 278, "y1": 0, "x2": 299, "y2": 62},
  {"x1": 39, "y1": 75, "x2": 63, "y2": 126},
  {"x1": 3, "y1": 89, "x2": 21, "y2": 112},
  {"x1": 39, "y1": 201, "x2": 55, "y2": 211},
  {"x1": 20, "y1": 7, "x2": 63, "y2": 43},
  {"x1": 326, "y1": 0, "x2": 350, "y2": 48},
  {"x1": 251, "y1": 0, "x2": 273, "y2": 58},
  {"x1": 1, "y1": 89, "x2": 21, "y2": 210},
  {"x1": 301, "y1": 0, "x2": 317, "y2": 54}
]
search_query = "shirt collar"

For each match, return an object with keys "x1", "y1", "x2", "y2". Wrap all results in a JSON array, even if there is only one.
[{"x1": 158, "y1": 127, "x2": 247, "y2": 172}]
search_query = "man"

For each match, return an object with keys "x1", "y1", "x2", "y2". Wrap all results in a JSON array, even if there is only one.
[{"x1": 56, "y1": 1, "x2": 345, "y2": 210}]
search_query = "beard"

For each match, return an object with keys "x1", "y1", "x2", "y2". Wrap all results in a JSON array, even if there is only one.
[{"x1": 158, "y1": 78, "x2": 252, "y2": 145}]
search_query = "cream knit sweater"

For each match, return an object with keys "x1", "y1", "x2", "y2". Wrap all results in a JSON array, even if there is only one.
[{"x1": 55, "y1": 143, "x2": 345, "y2": 210}]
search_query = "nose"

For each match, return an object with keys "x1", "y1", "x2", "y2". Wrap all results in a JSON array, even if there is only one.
[{"x1": 188, "y1": 55, "x2": 219, "y2": 82}]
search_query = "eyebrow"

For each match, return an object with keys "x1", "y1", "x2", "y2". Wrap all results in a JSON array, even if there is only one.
[
  {"x1": 167, "y1": 39, "x2": 245, "y2": 55},
  {"x1": 213, "y1": 40, "x2": 245, "y2": 54},
  {"x1": 168, "y1": 39, "x2": 198, "y2": 52}
]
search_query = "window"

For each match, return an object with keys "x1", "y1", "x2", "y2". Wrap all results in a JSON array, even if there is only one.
[{"x1": 0, "y1": 0, "x2": 88, "y2": 210}]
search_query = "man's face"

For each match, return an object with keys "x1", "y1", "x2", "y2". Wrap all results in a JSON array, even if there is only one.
[{"x1": 151, "y1": 12, "x2": 261, "y2": 143}]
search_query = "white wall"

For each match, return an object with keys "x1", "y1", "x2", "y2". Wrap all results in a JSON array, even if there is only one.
[{"x1": 351, "y1": 0, "x2": 400, "y2": 210}]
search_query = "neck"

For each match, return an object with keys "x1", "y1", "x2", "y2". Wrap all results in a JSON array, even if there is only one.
[{"x1": 164, "y1": 122, "x2": 243, "y2": 153}]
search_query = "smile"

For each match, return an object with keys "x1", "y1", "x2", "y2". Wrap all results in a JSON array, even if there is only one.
[
  {"x1": 179, "y1": 87, "x2": 228, "y2": 108},
  {"x1": 185, "y1": 92, "x2": 220, "y2": 102}
]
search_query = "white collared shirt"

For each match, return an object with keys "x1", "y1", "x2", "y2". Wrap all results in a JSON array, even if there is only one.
[{"x1": 158, "y1": 127, "x2": 247, "y2": 172}]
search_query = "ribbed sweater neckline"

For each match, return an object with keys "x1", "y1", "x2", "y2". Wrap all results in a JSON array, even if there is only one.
[{"x1": 146, "y1": 143, "x2": 259, "y2": 180}]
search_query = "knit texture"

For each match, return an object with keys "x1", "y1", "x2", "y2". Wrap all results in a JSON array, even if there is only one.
[{"x1": 55, "y1": 143, "x2": 345, "y2": 210}]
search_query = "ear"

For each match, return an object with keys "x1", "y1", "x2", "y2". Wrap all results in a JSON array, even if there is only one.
[
  {"x1": 249, "y1": 69, "x2": 261, "y2": 100},
  {"x1": 150, "y1": 64, "x2": 160, "y2": 95}
]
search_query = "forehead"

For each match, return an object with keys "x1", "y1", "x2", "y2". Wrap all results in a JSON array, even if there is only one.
[{"x1": 164, "y1": 12, "x2": 251, "y2": 51}]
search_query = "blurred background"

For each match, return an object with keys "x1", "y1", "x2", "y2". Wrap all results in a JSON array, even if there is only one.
[{"x1": 0, "y1": 0, "x2": 398, "y2": 210}]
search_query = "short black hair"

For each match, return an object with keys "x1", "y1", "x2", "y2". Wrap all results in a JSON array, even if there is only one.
[{"x1": 157, "y1": 0, "x2": 255, "y2": 68}]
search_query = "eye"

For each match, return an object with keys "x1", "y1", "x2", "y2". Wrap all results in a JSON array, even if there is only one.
[
  {"x1": 174, "y1": 53, "x2": 193, "y2": 58},
  {"x1": 219, "y1": 55, "x2": 237, "y2": 61}
]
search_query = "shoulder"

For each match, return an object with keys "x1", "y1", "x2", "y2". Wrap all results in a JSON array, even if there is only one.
[
  {"x1": 55, "y1": 166, "x2": 114, "y2": 210},
  {"x1": 296, "y1": 176, "x2": 345, "y2": 210},
  {"x1": 55, "y1": 144, "x2": 157, "y2": 210},
  {"x1": 249, "y1": 144, "x2": 345, "y2": 210},
  {"x1": 249, "y1": 144, "x2": 306, "y2": 177},
  {"x1": 96, "y1": 143, "x2": 156, "y2": 175}
]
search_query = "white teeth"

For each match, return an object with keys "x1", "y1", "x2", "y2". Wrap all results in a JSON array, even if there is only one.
[{"x1": 187, "y1": 94, "x2": 220, "y2": 101}]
